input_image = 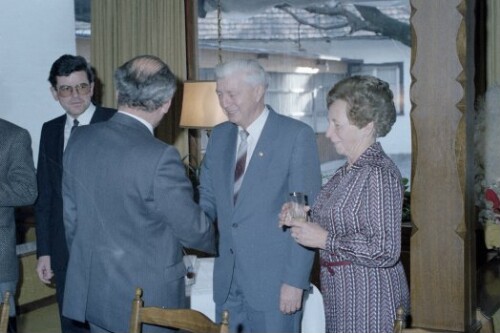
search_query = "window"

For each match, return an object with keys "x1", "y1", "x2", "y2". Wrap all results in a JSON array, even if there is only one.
[{"x1": 197, "y1": 1, "x2": 411, "y2": 180}]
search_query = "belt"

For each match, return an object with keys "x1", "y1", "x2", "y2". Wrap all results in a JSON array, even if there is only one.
[{"x1": 320, "y1": 258, "x2": 351, "y2": 275}]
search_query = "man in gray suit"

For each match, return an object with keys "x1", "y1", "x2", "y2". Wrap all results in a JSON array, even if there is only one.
[
  {"x1": 199, "y1": 59, "x2": 322, "y2": 333},
  {"x1": 0, "y1": 118, "x2": 37, "y2": 333},
  {"x1": 62, "y1": 55, "x2": 216, "y2": 333}
]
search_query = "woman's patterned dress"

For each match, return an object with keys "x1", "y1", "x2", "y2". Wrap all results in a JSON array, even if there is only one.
[{"x1": 311, "y1": 142, "x2": 410, "y2": 333}]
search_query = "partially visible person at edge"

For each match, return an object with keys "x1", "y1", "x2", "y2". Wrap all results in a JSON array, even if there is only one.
[
  {"x1": 199, "y1": 59, "x2": 322, "y2": 333},
  {"x1": 0, "y1": 118, "x2": 37, "y2": 333},
  {"x1": 280, "y1": 75, "x2": 410, "y2": 333},
  {"x1": 62, "y1": 55, "x2": 216, "y2": 333},
  {"x1": 35, "y1": 54, "x2": 116, "y2": 333}
]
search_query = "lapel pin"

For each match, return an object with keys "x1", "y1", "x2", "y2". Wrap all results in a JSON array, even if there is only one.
[{"x1": 258, "y1": 151, "x2": 264, "y2": 157}]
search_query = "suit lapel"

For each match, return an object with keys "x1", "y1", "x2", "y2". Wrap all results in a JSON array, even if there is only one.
[
  {"x1": 224, "y1": 125, "x2": 238, "y2": 206},
  {"x1": 90, "y1": 106, "x2": 107, "y2": 123},
  {"x1": 55, "y1": 117, "x2": 65, "y2": 161}
]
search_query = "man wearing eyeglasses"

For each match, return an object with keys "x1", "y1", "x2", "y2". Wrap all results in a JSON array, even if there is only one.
[{"x1": 35, "y1": 54, "x2": 116, "y2": 333}]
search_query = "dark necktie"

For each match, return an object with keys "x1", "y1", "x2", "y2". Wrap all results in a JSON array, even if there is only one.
[
  {"x1": 71, "y1": 119, "x2": 79, "y2": 134},
  {"x1": 233, "y1": 129, "x2": 249, "y2": 203}
]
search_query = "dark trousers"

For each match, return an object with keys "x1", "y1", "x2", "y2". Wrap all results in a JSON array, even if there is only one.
[
  {"x1": 54, "y1": 269, "x2": 90, "y2": 333},
  {"x1": 7, "y1": 317, "x2": 17, "y2": 333}
]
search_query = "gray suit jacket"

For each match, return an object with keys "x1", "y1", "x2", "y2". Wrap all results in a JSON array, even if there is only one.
[
  {"x1": 199, "y1": 107, "x2": 322, "y2": 311},
  {"x1": 0, "y1": 118, "x2": 37, "y2": 282},
  {"x1": 62, "y1": 112, "x2": 215, "y2": 333}
]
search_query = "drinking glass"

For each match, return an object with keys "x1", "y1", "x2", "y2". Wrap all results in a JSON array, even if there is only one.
[{"x1": 289, "y1": 192, "x2": 308, "y2": 223}]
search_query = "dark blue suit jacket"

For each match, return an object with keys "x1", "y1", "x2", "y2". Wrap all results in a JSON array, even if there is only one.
[{"x1": 35, "y1": 106, "x2": 116, "y2": 272}]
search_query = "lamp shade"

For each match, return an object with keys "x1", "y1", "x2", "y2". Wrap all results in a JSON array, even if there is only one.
[{"x1": 180, "y1": 81, "x2": 228, "y2": 129}]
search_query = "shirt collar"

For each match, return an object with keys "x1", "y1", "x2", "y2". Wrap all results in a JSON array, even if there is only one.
[
  {"x1": 242, "y1": 106, "x2": 269, "y2": 139},
  {"x1": 118, "y1": 110, "x2": 154, "y2": 135},
  {"x1": 66, "y1": 104, "x2": 96, "y2": 127}
]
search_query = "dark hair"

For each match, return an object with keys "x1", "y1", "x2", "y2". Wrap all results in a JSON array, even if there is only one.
[
  {"x1": 326, "y1": 75, "x2": 396, "y2": 138},
  {"x1": 48, "y1": 55, "x2": 94, "y2": 88},
  {"x1": 114, "y1": 55, "x2": 177, "y2": 112}
]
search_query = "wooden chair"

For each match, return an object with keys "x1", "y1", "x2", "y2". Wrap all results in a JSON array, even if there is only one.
[
  {"x1": 393, "y1": 306, "x2": 434, "y2": 333},
  {"x1": 394, "y1": 306, "x2": 495, "y2": 333},
  {"x1": 0, "y1": 291, "x2": 10, "y2": 333},
  {"x1": 476, "y1": 308, "x2": 494, "y2": 333},
  {"x1": 129, "y1": 287, "x2": 229, "y2": 333}
]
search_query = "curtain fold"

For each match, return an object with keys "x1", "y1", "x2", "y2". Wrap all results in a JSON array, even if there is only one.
[{"x1": 91, "y1": 0, "x2": 188, "y2": 155}]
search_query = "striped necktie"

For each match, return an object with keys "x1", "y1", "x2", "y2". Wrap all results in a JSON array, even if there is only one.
[{"x1": 233, "y1": 129, "x2": 249, "y2": 203}]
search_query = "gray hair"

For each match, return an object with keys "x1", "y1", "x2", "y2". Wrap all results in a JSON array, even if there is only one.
[
  {"x1": 214, "y1": 59, "x2": 269, "y2": 89},
  {"x1": 326, "y1": 75, "x2": 397, "y2": 138},
  {"x1": 114, "y1": 55, "x2": 177, "y2": 112}
]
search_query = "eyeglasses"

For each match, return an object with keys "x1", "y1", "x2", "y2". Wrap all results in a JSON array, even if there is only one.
[{"x1": 56, "y1": 83, "x2": 91, "y2": 97}]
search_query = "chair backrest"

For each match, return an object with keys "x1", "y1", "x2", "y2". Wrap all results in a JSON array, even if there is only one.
[
  {"x1": 394, "y1": 306, "x2": 495, "y2": 333},
  {"x1": 129, "y1": 288, "x2": 229, "y2": 333},
  {"x1": 476, "y1": 309, "x2": 494, "y2": 333},
  {"x1": 393, "y1": 306, "x2": 435, "y2": 333},
  {"x1": 0, "y1": 291, "x2": 10, "y2": 333}
]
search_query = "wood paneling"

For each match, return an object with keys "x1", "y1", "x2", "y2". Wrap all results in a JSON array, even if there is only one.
[{"x1": 410, "y1": 0, "x2": 476, "y2": 330}]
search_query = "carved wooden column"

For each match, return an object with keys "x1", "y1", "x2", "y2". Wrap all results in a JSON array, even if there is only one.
[{"x1": 410, "y1": 0, "x2": 476, "y2": 331}]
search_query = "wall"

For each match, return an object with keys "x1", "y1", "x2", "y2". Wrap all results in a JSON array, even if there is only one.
[{"x1": 0, "y1": 1, "x2": 77, "y2": 163}]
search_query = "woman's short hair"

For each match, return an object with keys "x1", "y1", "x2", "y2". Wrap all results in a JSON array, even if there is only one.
[
  {"x1": 214, "y1": 59, "x2": 269, "y2": 89},
  {"x1": 114, "y1": 55, "x2": 177, "y2": 112},
  {"x1": 326, "y1": 75, "x2": 397, "y2": 137}
]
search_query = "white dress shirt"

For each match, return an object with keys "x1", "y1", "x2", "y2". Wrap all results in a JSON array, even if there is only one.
[
  {"x1": 118, "y1": 111, "x2": 154, "y2": 135},
  {"x1": 236, "y1": 106, "x2": 269, "y2": 169},
  {"x1": 64, "y1": 104, "x2": 96, "y2": 150}
]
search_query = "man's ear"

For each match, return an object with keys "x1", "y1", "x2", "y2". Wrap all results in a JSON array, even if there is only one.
[
  {"x1": 161, "y1": 100, "x2": 172, "y2": 114},
  {"x1": 50, "y1": 87, "x2": 59, "y2": 101},
  {"x1": 253, "y1": 85, "x2": 265, "y2": 102}
]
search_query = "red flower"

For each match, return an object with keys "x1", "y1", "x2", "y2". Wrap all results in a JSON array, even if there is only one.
[{"x1": 485, "y1": 188, "x2": 500, "y2": 212}]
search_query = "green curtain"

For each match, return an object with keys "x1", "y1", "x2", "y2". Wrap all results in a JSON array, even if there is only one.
[{"x1": 91, "y1": 0, "x2": 188, "y2": 155}]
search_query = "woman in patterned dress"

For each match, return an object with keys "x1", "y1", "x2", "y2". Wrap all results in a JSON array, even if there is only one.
[{"x1": 280, "y1": 75, "x2": 410, "y2": 333}]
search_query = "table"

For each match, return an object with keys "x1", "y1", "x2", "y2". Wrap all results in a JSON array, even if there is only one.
[{"x1": 185, "y1": 257, "x2": 325, "y2": 333}]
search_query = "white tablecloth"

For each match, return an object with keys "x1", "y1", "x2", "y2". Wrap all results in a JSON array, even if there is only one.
[{"x1": 186, "y1": 257, "x2": 325, "y2": 333}]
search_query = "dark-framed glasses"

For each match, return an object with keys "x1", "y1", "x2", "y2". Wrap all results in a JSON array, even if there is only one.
[{"x1": 57, "y1": 83, "x2": 91, "y2": 97}]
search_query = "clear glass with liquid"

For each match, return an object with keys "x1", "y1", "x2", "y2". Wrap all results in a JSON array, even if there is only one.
[{"x1": 289, "y1": 192, "x2": 308, "y2": 223}]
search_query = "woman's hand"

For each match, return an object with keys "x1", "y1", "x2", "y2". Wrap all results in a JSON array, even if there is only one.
[
  {"x1": 289, "y1": 220, "x2": 328, "y2": 250},
  {"x1": 279, "y1": 202, "x2": 328, "y2": 249},
  {"x1": 278, "y1": 202, "x2": 310, "y2": 227},
  {"x1": 278, "y1": 202, "x2": 293, "y2": 228}
]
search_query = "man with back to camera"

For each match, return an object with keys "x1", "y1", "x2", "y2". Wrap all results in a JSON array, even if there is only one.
[
  {"x1": 62, "y1": 55, "x2": 216, "y2": 333},
  {"x1": 198, "y1": 59, "x2": 322, "y2": 333},
  {"x1": 35, "y1": 54, "x2": 116, "y2": 333},
  {"x1": 0, "y1": 118, "x2": 38, "y2": 333}
]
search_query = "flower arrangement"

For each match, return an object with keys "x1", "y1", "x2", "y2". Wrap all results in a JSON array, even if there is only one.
[
  {"x1": 475, "y1": 84, "x2": 500, "y2": 249},
  {"x1": 478, "y1": 182, "x2": 500, "y2": 225}
]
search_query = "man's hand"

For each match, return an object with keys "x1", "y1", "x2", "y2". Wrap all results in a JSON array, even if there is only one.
[
  {"x1": 279, "y1": 283, "x2": 303, "y2": 315},
  {"x1": 36, "y1": 255, "x2": 54, "y2": 284}
]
